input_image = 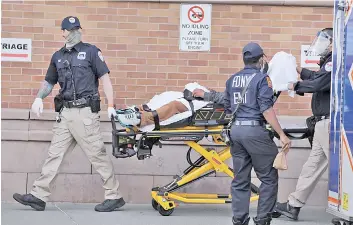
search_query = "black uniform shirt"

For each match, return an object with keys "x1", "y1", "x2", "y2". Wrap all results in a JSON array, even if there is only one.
[
  {"x1": 294, "y1": 52, "x2": 332, "y2": 116},
  {"x1": 224, "y1": 65, "x2": 274, "y2": 121},
  {"x1": 45, "y1": 42, "x2": 110, "y2": 100}
]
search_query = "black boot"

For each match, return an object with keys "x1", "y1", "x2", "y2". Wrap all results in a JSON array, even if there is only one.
[
  {"x1": 271, "y1": 210, "x2": 282, "y2": 218},
  {"x1": 232, "y1": 217, "x2": 250, "y2": 225},
  {"x1": 94, "y1": 198, "x2": 126, "y2": 212},
  {"x1": 13, "y1": 193, "x2": 46, "y2": 211},
  {"x1": 253, "y1": 215, "x2": 272, "y2": 225},
  {"x1": 275, "y1": 201, "x2": 300, "y2": 220}
]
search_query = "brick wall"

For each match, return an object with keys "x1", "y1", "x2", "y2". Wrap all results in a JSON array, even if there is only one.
[{"x1": 1, "y1": 1, "x2": 333, "y2": 116}]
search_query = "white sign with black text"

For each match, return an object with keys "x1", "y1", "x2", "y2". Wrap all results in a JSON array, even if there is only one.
[
  {"x1": 179, "y1": 4, "x2": 212, "y2": 51},
  {"x1": 1, "y1": 38, "x2": 32, "y2": 62},
  {"x1": 300, "y1": 44, "x2": 320, "y2": 68}
]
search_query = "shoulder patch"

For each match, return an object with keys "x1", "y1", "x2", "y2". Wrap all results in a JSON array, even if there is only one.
[
  {"x1": 98, "y1": 51, "x2": 104, "y2": 62},
  {"x1": 325, "y1": 62, "x2": 333, "y2": 72},
  {"x1": 266, "y1": 76, "x2": 273, "y2": 88}
]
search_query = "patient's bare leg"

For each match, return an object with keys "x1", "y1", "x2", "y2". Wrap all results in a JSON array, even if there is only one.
[{"x1": 140, "y1": 101, "x2": 188, "y2": 127}]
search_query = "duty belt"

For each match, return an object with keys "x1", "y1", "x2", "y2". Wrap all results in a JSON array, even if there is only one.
[
  {"x1": 63, "y1": 97, "x2": 90, "y2": 108},
  {"x1": 314, "y1": 115, "x2": 329, "y2": 122},
  {"x1": 233, "y1": 120, "x2": 264, "y2": 126}
]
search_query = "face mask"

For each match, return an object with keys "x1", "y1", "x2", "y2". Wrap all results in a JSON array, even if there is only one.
[
  {"x1": 65, "y1": 29, "x2": 81, "y2": 49},
  {"x1": 261, "y1": 61, "x2": 269, "y2": 73},
  {"x1": 307, "y1": 31, "x2": 331, "y2": 57}
]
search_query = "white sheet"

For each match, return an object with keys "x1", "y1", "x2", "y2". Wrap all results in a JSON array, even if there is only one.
[
  {"x1": 267, "y1": 51, "x2": 298, "y2": 97},
  {"x1": 139, "y1": 82, "x2": 211, "y2": 132}
]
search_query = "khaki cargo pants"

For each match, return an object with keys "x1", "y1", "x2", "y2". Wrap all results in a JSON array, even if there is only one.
[
  {"x1": 30, "y1": 107, "x2": 121, "y2": 202},
  {"x1": 288, "y1": 118, "x2": 330, "y2": 207}
]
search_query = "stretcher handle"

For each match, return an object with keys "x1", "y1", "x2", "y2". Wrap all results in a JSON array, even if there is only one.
[
  {"x1": 283, "y1": 128, "x2": 308, "y2": 133},
  {"x1": 275, "y1": 128, "x2": 309, "y2": 140}
]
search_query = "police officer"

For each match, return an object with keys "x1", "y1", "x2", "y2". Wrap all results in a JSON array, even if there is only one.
[
  {"x1": 224, "y1": 42, "x2": 291, "y2": 225},
  {"x1": 12, "y1": 16, "x2": 124, "y2": 212},
  {"x1": 275, "y1": 28, "x2": 333, "y2": 221}
]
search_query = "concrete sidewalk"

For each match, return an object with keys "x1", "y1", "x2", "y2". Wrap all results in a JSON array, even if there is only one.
[{"x1": 2, "y1": 202, "x2": 335, "y2": 225}]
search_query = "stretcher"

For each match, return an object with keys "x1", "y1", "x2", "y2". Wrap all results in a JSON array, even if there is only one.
[{"x1": 110, "y1": 102, "x2": 310, "y2": 216}]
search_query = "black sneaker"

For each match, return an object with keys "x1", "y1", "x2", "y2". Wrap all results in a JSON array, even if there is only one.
[
  {"x1": 94, "y1": 198, "x2": 126, "y2": 212},
  {"x1": 253, "y1": 215, "x2": 272, "y2": 225},
  {"x1": 232, "y1": 217, "x2": 250, "y2": 225},
  {"x1": 13, "y1": 193, "x2": 46, "y2": 211},
  {"x1": 275, "y1": 201, "x2": 300, "y2": 220}
]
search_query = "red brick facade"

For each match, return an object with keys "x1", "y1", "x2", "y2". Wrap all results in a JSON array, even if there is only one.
[{"x1": 1, "y1": 1, "x2": 333, "y2": 116}]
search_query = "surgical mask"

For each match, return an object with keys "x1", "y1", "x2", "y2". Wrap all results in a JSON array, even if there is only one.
[
  {"x1": 261, "y1": 60, "x2": 269, "y2": 73},
  {"x1": 65, "y1": 29, "x2": 81, "y2": 50},
  {"x1": 306, "y1": 31, "x2": 331, "y2": 57}
]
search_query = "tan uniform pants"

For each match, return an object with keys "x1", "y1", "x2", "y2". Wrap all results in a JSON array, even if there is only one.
[
  {"x1": 30, "y1": 107, "x2": 121, "y2": 202},
  {"x1": 288, "y1": 118, "x2": 330, "y2": 207},
  {"x1": 139, "y1": 100, "x2": 188, "y2": 127}
]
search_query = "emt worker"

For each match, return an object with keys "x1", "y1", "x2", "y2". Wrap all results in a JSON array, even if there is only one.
[
  {"x1": 13, "y1": 16, "x2": 125, "y2": 212},
  {"x1": 225, "y1": 42, "x2": 291, "y2": 225}
]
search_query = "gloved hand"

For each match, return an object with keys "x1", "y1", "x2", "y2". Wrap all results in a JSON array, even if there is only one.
[
  {"x1": 108, "y1": 106, "x2": 117, "y2": 120},
  {"x1": 31, "y1": 98, "x2": 43, "y2": 117},
  {"x1": 192, "y1": 89, "x2": 205, "y2": 98}
]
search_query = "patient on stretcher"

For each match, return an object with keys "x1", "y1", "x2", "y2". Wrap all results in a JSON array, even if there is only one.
[
  {"x1": 115, "y1": 81, "x2": 284, "y2": 132},
  {"x1": 115, "y1": 83, "x2": 224, "y2": 132},
  {"x1": 124, "y1": 100, "x2": 189, "y2": 127}
]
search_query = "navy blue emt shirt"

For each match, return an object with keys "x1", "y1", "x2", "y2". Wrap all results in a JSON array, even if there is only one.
[
  {"x1": 224, "y1": 65, "x2": 274, "y2": 121},
  {"x1": 44, "y1": 42, "x2": 110, "y2": 101}
]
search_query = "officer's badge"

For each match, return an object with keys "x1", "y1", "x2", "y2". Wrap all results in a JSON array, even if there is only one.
[
  {"x1": 69, "y1": 17, "x2": 75, "y2": 23},
  {"x1": 77, "y1": 52, "x2": 86, "y2": 60},
  {"x1": 266, "y1": 76, "x2": 273, "y2": 88},
  {"x1": 325, "y1": 62, "x2": 333, "y2": 72},
  {"x1": 98, "y1": 51, "x2": 104, "y2": 62}
]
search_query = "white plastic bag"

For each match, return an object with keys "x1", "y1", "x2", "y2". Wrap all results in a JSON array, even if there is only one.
[{"x1": 267, "y1": 51, "x2": 298, "y2": 97}]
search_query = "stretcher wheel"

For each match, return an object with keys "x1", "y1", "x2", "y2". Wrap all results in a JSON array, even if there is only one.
[
  {"x1": 152, "y1": 199, "x2": 159, "y2": 210},
  {"x1": 157, "y1": 205, "x2": 174, "y2": 216}
]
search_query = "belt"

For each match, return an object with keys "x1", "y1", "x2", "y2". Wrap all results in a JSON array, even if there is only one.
[
  {"x1": 314, "y1": 115, "x2": 329, "y2": 122},
  {"x1": 233, "y1": 120, "x2": 264, "y2": 126},
  {"x1": 63, "y1": 98, "x2": 90, "y2": 108}
]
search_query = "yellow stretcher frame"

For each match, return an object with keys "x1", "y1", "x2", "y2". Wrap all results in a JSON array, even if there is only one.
[
  {"x1": 150, "y1": 135, "x2": 260, "y2": 216},
  {"x1": 113, "y1": 125, "x2": 260, "y2": 216}
]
